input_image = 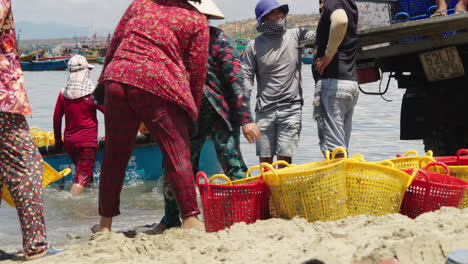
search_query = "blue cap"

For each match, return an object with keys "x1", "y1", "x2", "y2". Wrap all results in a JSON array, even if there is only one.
[{"x1": 255, "y1": 0, "x2": 289, "y2": 26}]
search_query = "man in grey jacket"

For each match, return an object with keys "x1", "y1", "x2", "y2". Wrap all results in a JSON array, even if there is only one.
[{"x1": 243, "y1": 0, "x2": 315, "y2": 166}]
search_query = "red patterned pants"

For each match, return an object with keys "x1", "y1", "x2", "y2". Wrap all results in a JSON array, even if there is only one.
[
  {"x1": 65, "y1": 145, "x2": 97, "y2": 187},
  {"x1": 0, "y1": 112, "x2": 48, "y2": 257},
  {"x1": 99, "y1": 82, "x2": 200, "y2": 219}
]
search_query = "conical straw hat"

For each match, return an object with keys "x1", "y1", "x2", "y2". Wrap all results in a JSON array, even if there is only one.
[{"x1": 189, "y1": 0, "x2": 225, "y2": 20}]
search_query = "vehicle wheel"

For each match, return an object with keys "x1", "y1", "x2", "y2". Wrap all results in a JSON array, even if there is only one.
[{"x1": 423, "y1": 124, "x2": 468, "y2": 156}]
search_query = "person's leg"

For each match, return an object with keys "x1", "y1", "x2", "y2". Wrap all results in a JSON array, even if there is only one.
[
  {"x1": 98, "y1": 82, "x2": 140, "y2": 232},
  {"x1": 455, "y1": 0, "x2": 468, "y2": 12},
  {"x1": 212, "y1": 123, "x2": 248, "y2": 180},
  {"x1": 70, "y1": 146, "x2": 97, "y2": 196},
  {"x1": 276, "y1": 104, "x2": 302, "y2": 166},
  {"x1": 314, "y1": 79, "x2": 352, "y2": 158},
  {"x1": 342, "y1": 80, "x2": 359, "y2": 151},
  {"x1": 134, "y1": 91, "x2": 201, "y2": 229},
  {"x1": 431, "y1": 0, "x2": 448, "y2": 17},
  {"x1": 255, "y1": 109, "x2": 276, "y2": 164},
  {"x1": 0, "y1": 112, "x2": 48, "y2": 258}
]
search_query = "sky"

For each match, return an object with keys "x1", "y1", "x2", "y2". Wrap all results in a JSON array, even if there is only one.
[{"x1": 12, "y1": 0, "x2": 319, "y2": 38}]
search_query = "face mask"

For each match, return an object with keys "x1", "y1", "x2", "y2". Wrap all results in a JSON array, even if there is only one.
[{"x1": 256, "y1": 18, "x2": 287, "y2": 35}]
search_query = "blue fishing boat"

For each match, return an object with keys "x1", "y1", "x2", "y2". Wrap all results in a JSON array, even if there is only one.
[
  {"x1": 38, "y1": 135, "x2": 222, "y2": 184},
  {"x1": 301, "y1": 54, "x2": 314, "y2": 64},
  {"x1": 20, "y1": 58, "x2": 69, "y2": 71}
]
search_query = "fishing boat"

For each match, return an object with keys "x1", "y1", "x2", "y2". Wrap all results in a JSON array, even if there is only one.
[
  {"x1": 20, "y1": 50, "x2": 45, "y2": 61},
  {"x1": 301, "y1": 54, "x2": 314, "y2": 64},
  {"x1": 20, "y1": 58, "x2": 69, "y2": 71},
  {"x1": 37, "y1": 56, "x2": 72, "y2": 61},
  {"x1": 97, "y1": 57, "x2": 105, "y2": 64},
  {"x1": 38, "y1": 135, "x2": 222, "y2": 184}
]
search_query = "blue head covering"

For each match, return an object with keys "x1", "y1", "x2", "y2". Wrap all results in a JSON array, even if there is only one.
[{"x1": 255, "y1": 0, "x2": 289, "y2": 26}]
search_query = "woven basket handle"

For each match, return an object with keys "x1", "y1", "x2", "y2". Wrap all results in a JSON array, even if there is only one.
[
  {"x1": 378, "y1": 160, "x2": 395, "y2": 167},
  {"x1": 406, "y1": 169, "x2": 419, "y2": 189},
  {"x1": 246, "y1": 165, "x2": 260, "y2": 178},
  {"x1": 423, "y1": 162, "x2": 450, "y2": 175},
  {"x1": 271, "y1": 160, "x2": 292, "y2": 168},
  {"x1": 59, "y1": 168, "x2": 72, "y2": 177},
  {"x1": 260, "y1": 162, "x2": 280, "y2": 182},
  {"x1": 209, "y1": 174, "x2": 232, "y2": 185},
  {"x1": 403, "y1": 150, "x2": 419, "y2": 157},
  {"x1": 425, "y1": 150, "x2": 433, "y2": 157},
  {"x1": 456, "y1": 149, "x2": 468, "y2": 165},
  {"x1": 350, "y1": 154, "x2": 365, "y2": 161},
  {"x1": 196, "y1": 171, "x2": 211, "y2": 190},
  {"x1": 330, "y1": 147, "x2": 348, "y2": 160}
]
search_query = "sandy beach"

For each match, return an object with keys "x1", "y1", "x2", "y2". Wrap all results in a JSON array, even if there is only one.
[{"x1": 3, "y1": 207, "x2": 462, "y2": 264}]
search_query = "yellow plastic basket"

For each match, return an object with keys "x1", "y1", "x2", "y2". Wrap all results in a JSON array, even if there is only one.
[
  {"x1": 1, "y1": 162, "x2": 71, "y2": 207},
  {"x1": 261, "y1": 150, "x2": 348, "y2": 222},
  {"x1": 386, "y1": 150, "x2": 435, "y2": 170},
  {"x1": 345, "y1": 159, "x2": 415, "y2": 216}
]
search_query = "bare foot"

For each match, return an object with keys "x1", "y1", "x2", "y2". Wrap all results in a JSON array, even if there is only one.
[
  {"x1": 70, "y1": 184, "x2": 85, "y2": 196},
  {"x1": 98, "y1": 216, "x2": 112, "y2": 233},
  {"x1": 182, "y1": 216, "x2": 204, "y2": 229}
]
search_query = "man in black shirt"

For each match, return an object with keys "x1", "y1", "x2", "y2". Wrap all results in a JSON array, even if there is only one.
[{"x1": 313, "y1": 0, "x2": 359, "y2": 158}]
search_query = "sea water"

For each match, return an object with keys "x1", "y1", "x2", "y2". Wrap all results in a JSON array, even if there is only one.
[{"x1": 0, "y1": 64, "x2": 425, "y2": 251}]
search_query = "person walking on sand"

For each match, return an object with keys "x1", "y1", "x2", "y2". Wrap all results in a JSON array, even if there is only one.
[
  {"x1": 313, "y1": 0, "x2": 359, "y2": 158},
  {"x1": 242, "y1": 0, "x2": 316, "y2": 167},
  {"x1": 431, "y1": 0, "x2": 467, "y2": 17},
  {"x1": 94, "y1": 0, "x2": 209, "y2": 232},
  {"x1": 53, "y1": 55, "x2": 104, "y2": 196},
  {"x1": 151, "y1": 0, "x2": 261, "y2": 234},
  {"x1": 0, "y1": 0, "x2": 62, "y2": 260}
]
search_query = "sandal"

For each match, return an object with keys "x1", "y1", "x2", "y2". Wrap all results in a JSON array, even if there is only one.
[
  {"x1": 455, "y1": 9, "x2": 467, "y2": 14},
  {"x1": 0, "y1": 249, "x2": 16, "y2": 261},
  {"x1": 430, "y1": 9, "x2": 447, "y2": 17}
]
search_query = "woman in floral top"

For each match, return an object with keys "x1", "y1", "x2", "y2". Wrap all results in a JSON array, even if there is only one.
[
  {"x1": 95, "y1": 0, "x2": 209, "y2": 232},
  {"x1": 0, "y1": 0, "x2": 51, "y2": 260}
]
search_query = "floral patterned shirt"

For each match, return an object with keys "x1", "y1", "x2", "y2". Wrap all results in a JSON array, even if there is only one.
[
  {"x1": 0, "y1": 0, "x2": 31, "y2": 116},
  {"x1": 98, "y1": 0, "x2": 209, "y2": 121},
  {"x1": 204, "y1": 27, "x2": 253, "y2": 130}
]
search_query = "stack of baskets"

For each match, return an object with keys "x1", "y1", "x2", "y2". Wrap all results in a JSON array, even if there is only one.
[
  {"x1": 197, "y1": 147, "x2": 468, "y2": 232},
  {"x1": 30, "y1": 127, "x2": 56, "y2": 147}
]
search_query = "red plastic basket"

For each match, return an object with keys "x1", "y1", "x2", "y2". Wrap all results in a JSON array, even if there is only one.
[
  {"x1": 433, "y1": 149, "x2": 468, "y2": 166},
  {"x1": 400, "y1": 162, "x2": 468, "y2": 219},
  {"x1": 196, "y1": 171, "x2": 270, "y2": 233}
]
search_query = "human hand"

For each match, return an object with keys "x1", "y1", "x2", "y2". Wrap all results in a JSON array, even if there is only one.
[
  {"x1": 314, "y1": 55, "x2": 333, "y2": 75},
  {"x1": 242, "y1": 123, "x2": 261, "y2": 143}
]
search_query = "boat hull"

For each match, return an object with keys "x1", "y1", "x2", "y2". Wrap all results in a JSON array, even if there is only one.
[
  {"x1": 42, "y1": 139, "x2": 223, "y2": 184},
  {"x1": 301, "y1": 55, "x2": 314, "y2": 64},
  {"x1": 20, "y1": 59, "x2": 69, "y2": 71}
]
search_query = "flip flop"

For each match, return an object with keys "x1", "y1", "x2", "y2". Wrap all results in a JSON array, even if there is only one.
[
  {"x1": 455, "y1": 9, "x2": 467, "y2": 14},
  {"x1": 0, "y1": 249, "x2": 16, "y2": 261},
  {"x1": 430, "y1": 10, "x2": 447, "y2": 17}
]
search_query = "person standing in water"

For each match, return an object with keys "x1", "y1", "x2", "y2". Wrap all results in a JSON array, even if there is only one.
[
  {"x1": 53, "y1": 55, "x2": 104, "y2": 196},
  {"x1": 94, "y1": 0, "x2": 209, "y2": 232},
  {"x1": 0, "y1": 0, "x2": 61, "y2": 260},
  {"x1": 243, "y1": 0, "x2": 316, "y2": 167},
  {"x1": 152, "y1": 0, "x2": 261, "y2": 234}
]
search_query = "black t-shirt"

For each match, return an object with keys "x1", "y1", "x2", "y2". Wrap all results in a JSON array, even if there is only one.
[{"x1": 314, "y1": 0, "x2": 358, "y2": 81}]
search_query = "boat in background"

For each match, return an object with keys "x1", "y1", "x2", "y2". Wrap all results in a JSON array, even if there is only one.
[
  {"x1": 38, "y1": 135, "x2": 222, "y2": 184},
  {"x1": 97, "y1": 57, "x2": 105, "y2": 64},
  {"x1": 301, "y1": 54, "x2": 314, "y2": 64},
  {"x1": 20, "y1": 50, "x2": 45, "y2": 61},
  {"x1": 20, "y1": 58, "x2": 69, "y2": 71},
  {"x1": 37, "y1": 56, "x2": 72, "y2": 61}
]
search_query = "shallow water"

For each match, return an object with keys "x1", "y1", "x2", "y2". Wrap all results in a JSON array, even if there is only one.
[{"x1": 0, "y1": 64, "x2": 425, "y2": 251}]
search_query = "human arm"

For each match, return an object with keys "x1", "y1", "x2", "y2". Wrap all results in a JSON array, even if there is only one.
[
  {"x1": 241, "y1": 42, "x2": 256, "y2": 96},
  {"x1": 184, "y1": 21, "x2": 209, "y2": 112},
  {"x1": 52, "y1": 94, "x2": 64, "y2": 150},
  {"x1": 315, "y1": 9, "x2": 348, "y2": 75}
]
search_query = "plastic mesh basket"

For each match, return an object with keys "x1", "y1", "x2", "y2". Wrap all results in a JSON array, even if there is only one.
[
  {"x1": 197, "y1": 171, "x2": 270, "y2": 233},
  {"x1": 345, "y1": 159, "x2": 414, "y2": 216},
  {"x1": 261, "y1": 157, "x2": 348, "y2": 222},
  {"x1": 1, "y1": 162, "x2": 71, "y2": 207},
  {"x1": 387, "y1": 150, "x2": 435, "y2": 170},
  {"x1": 400, "y1": 162, "x2": 468, "y2": 218}
]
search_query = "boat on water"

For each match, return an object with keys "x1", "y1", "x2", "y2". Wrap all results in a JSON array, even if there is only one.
[
  {"x1": 37, "y1": 56, "x2": 72, "y2": 61},
  {"x1": 20, "y1": 58, "x2": 69, "y2": 71},
  {"x1": 20, "y1": 50, "x2": 45, "y2": 61},
  {"x1": 301, "y1": 54, "x2": 314, "y2": 64},
  {"x1": 38, "y1": 135, "x2": 223, "y2": 184},
  {"x1": 97, "y1": 57, "x2": 105, "y2": 64}
]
